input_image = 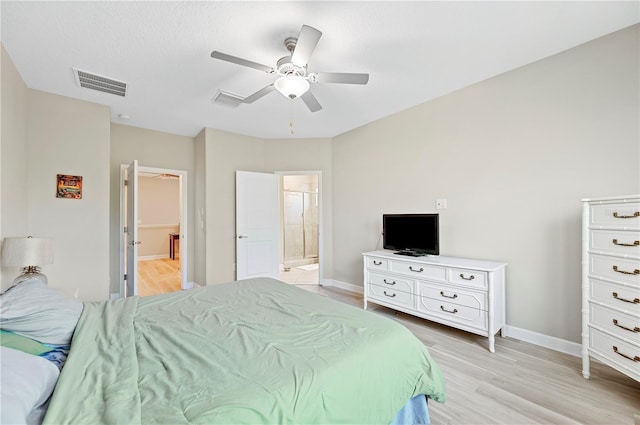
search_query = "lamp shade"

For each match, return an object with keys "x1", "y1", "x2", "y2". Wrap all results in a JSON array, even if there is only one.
[
  {"x1": 1, "y1": 237, "x2": 53, "y2": 267},
  {"x1": 274, "y1": 76, "x2": 310, "y2": 99}
]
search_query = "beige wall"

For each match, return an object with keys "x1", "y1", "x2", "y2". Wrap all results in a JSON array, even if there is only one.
[
  {"x1": 331, "y1": 25, "x2": 640, "y2": 343},
  {"x1": 110, "y1": 124, "x2": 195, "y2": 293},
  {"x1": 1, "y1": 45, "x2": 29, "y2": 289},
  {"x1": 138, "y1": 176, "x2": 180, "y2": 225},
  {"x1": 26, "y1": 90, "x2": 111, "y2": 301},
  {"x1": 200, "y1": 128, "x2": 266, "y2": 285}
]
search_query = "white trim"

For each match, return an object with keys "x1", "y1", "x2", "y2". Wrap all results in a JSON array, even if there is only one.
[
  {"x1": 138, "y1": 254, "x2": 170, "y2": 261},
  {"x1": 119, "y1": 164, "x2": 189, "y2": 297},
  {"x1": 503, "y1": 325, "x2": 581, "y2": 357},
  {"x1": 321, "y1": 279, "x2": 363, "y2": 294},
  {"x1": 275, "y1": 170, "x2": 323, "y2": 284}
]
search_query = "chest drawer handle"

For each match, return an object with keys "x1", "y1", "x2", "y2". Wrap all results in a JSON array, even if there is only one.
[
  {"x1": 612, "y1": 292, "x2": 640, "y2": 304},
  {"x1": 383, "y1": 291, "x2": 396, "y2": 298},
  {"x1": 409, "y1": 266, "x2": 424, "y2": 273},
  {"x1": 383, "y1": 279, "x2": 396, "y2": 286},
  {"x1": 612, "y1": 239, "x2": 640, "y2": 247},
  {"x1": 440, "y1": 291, "x2": 458, "y2": 299},
  {"x1": 373, "y1": 260, "x2": 383, "y2": 266},
  {"x1": 612, "y1": 265, "x2": 640, "y2": 275},
  {"x1": 613, "y1": 211, "x2": 640, "y2": 219},
  {"x1": 613, "y1": 319, "x2": 640, "y2": 333},
  {"x1": 459, "y1": 273, "x2": 475, "y2": 281},
  {"x1": 612, "y1": 346, "x2": 640, "y2": 362},
  {"x1": 440, "y1": 306, "x2": 458, "y2": 314}
]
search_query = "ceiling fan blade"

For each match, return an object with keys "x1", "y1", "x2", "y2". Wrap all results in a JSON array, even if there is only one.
[
  {"x1": 211, "y1": 51, "x2": 274, "y2": 74},
  {"x1": 290, "y1": 25, "x2": 322, "y2": 67},
  {"x1": 300, "y1": 90, "x2": 322, "y2": 112},
  {"x1": 314, "y1": 72, "x2": 369, "y2": 85},
  {"x1": 243, "y1": 84, "x2": 276, "y2": 103}
]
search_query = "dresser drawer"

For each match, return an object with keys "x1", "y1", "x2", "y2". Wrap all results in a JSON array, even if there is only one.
[
  {"x1": 589, "y1": 328, "x2": 640, "y2": 378},
  {"x1": 590, "y1": 303, "x2": 640, "y2": 345},
  {"x1": 390, "y1": 260, "x2": 447, "y2": 282},
  {"x1": 366, "y1": 256, "x2": 389, "y2": 271},
  {"x1": 417, "y1": 296, "x2": 487, "y2": 331},
  {"x1": 367, "y1": 283, "x2": 414, "y2": 309},
  {"x1": 369, "y1": 273, "x2": 414, "y2": 294},
  {"x1": 417, "y1": 281, "x2": 487, "y2": 311},
  {"x1": 590, "y1": 202, "x2": 640, "y2": 229},
  {"x1": 590, "y1": 254, "x2": 640, "y2": 286},
  {"x1": 590, "y1": 229, "x2": 640, "y2": 257},
  {"x1": 590, "y1": 278, "x2": 640, "y2": 314},
  {"x1": 449, "y1": 268, "x2": 488, "y2": 289}
]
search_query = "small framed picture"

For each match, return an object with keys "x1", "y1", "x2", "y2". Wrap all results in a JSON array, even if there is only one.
[{"x1": 56, "y1": 174, "x2": 82, "y2": 199}]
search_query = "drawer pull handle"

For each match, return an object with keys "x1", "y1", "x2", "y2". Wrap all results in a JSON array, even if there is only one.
[
  {"x1": 613, "y1": 319, "x2": 640, "y2": 333},
  {"x1": 459, "y1": 273, "x2": 475, "y2": 281},
  {"x1": 612, "y1": 346, "x2": 640, "y2": 362},
  {"x1": 383, "y1": 291, "x2": 396, "y2": 298},
  {"x1": 613, "y1": 211, "x2": 640, "y2": 219},
  {"x1": 612, "y1": 265, "x2": 640, "y2": 275},
  {"x1": 373, "y1": 260, "x2": 383, "y2": 266},
  {"x1": 383, "y1": 279, "x2": 396, "y2": 286},
  {"x1": 409, "y1": 266, "x2": 424, "y2": 273},
  {"x1": 612, "y1": 239, "x2": 640, "y2": 247},
  {"x1": 612, "y1": 292, "x2": 640, "y2": 304},
  {"x1": 440, "y1": 291, "x2": 458, "y2": 299},
  {"x1": 440, "y1": 306, "x2": 458, "y2": 314}
]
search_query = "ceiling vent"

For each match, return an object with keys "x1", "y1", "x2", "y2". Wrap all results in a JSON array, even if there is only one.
[
  {"x1": 73, "y1": 68, "x2": 127, "y2": 97},
  {"x1": 212, "y1": 90, "x2": 244, "y2": 108}
]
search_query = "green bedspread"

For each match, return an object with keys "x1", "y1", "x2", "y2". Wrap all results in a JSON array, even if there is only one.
[{"x1": 44, "y1": 278, "x2": 444, "y2": 424}]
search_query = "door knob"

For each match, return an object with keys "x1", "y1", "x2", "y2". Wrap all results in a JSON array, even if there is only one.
[{"x1": 238, "y1": 235, "x2": 248, "y2": 239}]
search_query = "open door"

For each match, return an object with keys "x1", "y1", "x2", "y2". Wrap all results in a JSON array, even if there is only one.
[
  {"x1": 236, "y1": 171, "x2": 279, "y2": 280},
  {"x1": 125, "y1": 160, "x2": 139, "y2": 297}
]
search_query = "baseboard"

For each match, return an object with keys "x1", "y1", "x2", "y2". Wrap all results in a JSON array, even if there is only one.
[
  {"x1": 321, "y1": 280, "x2": 581, "y2": 358},
  {"x1": 138, "y1": 254, "x2": 170, "y2": 261},
  {"x1": 504, "y1": 325, "x2": 581, "y2": 358},
  {"x1": 320, "y1": 279, "x2": 363, "y2": 294}
]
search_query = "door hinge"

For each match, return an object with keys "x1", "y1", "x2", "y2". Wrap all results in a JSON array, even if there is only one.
[
  {"x1": 124, "y1": 274, "x2": 127, "y2": 281},
  {"x1": 124, "y1": 179, "x2": 128, "y2": 186},
  {"x1": 124, "y1": 226, "x2": 128, "y2": 233}
]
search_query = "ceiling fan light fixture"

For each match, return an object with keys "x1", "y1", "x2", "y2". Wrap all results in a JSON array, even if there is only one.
[{"x1": 274, "y1": 76, "x2": 309, "y2": 99}]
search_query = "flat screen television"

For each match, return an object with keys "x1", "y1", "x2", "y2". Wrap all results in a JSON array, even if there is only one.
[{"x1": 383, "y1": 213, "x2": 439, "y2": 256}]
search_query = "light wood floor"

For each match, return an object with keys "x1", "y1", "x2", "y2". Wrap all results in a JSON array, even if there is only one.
[
  {"x1": 303, "y1": 284, "x2": 640, "y2": 425},
  {"x1": 137, "y1": 258, "x2": 181, "y2": 297}
]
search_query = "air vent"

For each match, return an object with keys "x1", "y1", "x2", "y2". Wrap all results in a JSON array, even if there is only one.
[
  {"x1": 73, "y1": 68, "x2": 127, "y2": 97},
  {"x1": 212, "y1": 90, "x2": 244, "y2": 108}
]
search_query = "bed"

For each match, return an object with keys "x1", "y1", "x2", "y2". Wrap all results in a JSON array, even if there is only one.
[{"x1": 1, "y1": 276, "x2": 445, "y2": 424}]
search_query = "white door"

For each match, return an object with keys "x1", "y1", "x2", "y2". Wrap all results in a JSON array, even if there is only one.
[
  {"x1": 125, "y1": 160, "x2": 139, "y2": 297},
  {"x1": 236, "y1": 171, "x2": 279, "y2": 280}
]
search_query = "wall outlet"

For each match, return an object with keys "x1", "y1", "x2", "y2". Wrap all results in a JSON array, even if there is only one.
[{"x1": 436, "y1": 199, "x2": 448, "y2": 209}]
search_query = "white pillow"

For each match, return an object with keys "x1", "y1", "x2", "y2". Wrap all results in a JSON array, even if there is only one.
[
  {"x1": 0, "y1": 276, "x2": 83, "y2": 345},
  {"x1": 0, "y1": 346, "x2": 60, "y2": 425}
]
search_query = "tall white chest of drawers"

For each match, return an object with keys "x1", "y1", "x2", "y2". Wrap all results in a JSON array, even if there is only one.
[
  {"x1": 363, "y1": 251, "x2": 507, "y2": 352},
  {"x1": 582, "y1": 195, "x2": 640, "y2": 382}
]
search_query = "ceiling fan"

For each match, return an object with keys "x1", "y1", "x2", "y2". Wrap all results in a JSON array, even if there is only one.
[{"x1": 210, "y1": 25, "x2": 369, "y2": 112}]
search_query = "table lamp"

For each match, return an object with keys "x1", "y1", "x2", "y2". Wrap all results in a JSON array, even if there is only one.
[{"x1": 1, "y1": 236, "x2": 53, "y2": 286}]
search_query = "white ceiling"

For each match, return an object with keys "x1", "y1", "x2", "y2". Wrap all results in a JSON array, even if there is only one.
[{"x1": 1, "y1": 1, "x2": 638, "y2": 139}]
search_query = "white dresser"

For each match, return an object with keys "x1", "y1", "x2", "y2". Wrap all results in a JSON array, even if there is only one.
[
  {"x1": 363, "y1": 251, "x2": 507, "y2": 352},
  {"x1": 581, "y1": 195, "x2": 640, "y2": 382}
]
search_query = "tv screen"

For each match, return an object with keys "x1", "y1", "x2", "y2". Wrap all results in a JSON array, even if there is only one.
[{"x1": 383, "y1": 214, "x2": 439, "y2": 256}]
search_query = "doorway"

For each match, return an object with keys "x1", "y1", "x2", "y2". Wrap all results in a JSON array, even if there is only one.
[
  {"x1": 120, "y1": 163, "x2": 188, "y2": 298},
  {"x1": 277, "y1": 172, "x2": 321, "y2": 285}
]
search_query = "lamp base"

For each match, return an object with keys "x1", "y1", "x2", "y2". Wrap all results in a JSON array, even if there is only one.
[{"x1": 12, "y1": 271, "x2": 48, "y2": 286}]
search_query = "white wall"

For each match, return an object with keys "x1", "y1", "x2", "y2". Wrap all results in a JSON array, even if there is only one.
[
  {"x1": 1, "y1": 45, "x2": 29, "y2": 290},
  {"x1": 331, "y1": 25, "x2": 640, "y2": 343},
  {"x1": 26, "y1": 90, "x2": 111, "y2": 301}
]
